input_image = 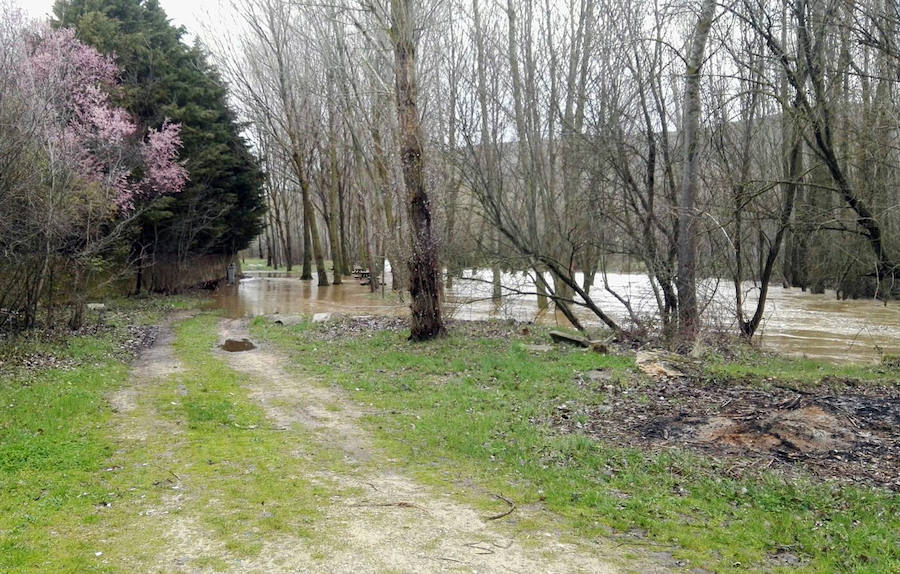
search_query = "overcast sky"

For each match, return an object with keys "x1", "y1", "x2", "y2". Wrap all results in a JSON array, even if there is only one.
[{"x1": 14, "y1": 0, "x2": 223, "y2": 42}]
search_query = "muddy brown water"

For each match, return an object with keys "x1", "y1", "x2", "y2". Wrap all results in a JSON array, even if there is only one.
[{"x1": 212, "y1": 270, "x2": 900, "y2": 363}]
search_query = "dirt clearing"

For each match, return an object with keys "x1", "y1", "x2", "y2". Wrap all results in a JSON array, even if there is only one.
[{"x1": 555, "y1": 369, "x2": 900, "y2": 489}]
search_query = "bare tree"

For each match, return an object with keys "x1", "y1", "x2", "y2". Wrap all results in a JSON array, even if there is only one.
[
  {"x1": 676, "y1": 0, "x2": 718, "y2": 343},
  {"x1": 390, "y1": 0, "x2": 445, "y2": 340}
]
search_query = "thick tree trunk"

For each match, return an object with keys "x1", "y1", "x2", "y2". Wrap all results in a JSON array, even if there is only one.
[
  {"x1": 299, "y1": 179, "x2": 329, "y2": 287},
  {"x1": 391, "y1": 0, "x2": 444, "y2": 340}
]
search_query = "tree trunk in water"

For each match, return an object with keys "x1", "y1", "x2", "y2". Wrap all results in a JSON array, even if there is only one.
[
  {"x1": 327, "y1": 97, "x2": 344, "y2": 285},
  {"x1": 302, "y1": 194, "x2": 329, "y2": 287},
  {"x1": 357, "y1": 191, "x2": 378, "y2": 293},
  {"x1": 327, "y1": 167, "x2": 343, "y2": 285},
  {"x1": 266, "y1": 199, "x2": 279, "y2": 269},
  {"x1": 391, "y1": 0, "x2": 444, "y2": 341},
  {"x1": 535, "y1": 270, "x2": 549, "y2": 310},
  {"x1": 676, "y1": 0, "x2": 716, "y2": 344},
  {"x1": 300, "y1": 194, "x2": 313, "y2": 280},
  {"x1": 338, "y1": 183, "x2": 352, "y2": 276}
]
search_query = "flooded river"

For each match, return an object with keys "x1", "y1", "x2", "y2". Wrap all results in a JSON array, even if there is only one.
[{"x1": 212, "y1": 270, "x2": 900, "y2": 364}]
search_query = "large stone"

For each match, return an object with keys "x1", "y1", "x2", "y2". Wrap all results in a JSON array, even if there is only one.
[{"x1": 549, "y1": 330, "x2": 590, "y2": 348}]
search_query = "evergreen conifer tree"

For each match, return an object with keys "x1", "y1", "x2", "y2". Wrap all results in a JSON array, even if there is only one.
[{"x1": 54, "y1": 0, "x2": 265, "y2": 290}]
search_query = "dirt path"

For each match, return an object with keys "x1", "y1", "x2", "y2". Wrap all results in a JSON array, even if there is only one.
[
  {"x1": 216, "y1": 318, "x2": 670, "y2": 574},
  {"x1": 110, "y1": 313, "x2": 188, "y2": 439}
]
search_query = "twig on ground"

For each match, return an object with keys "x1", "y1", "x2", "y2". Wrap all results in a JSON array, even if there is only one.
[
  {"x1": 418, "y1": 554, "x2": 466, "y2": 564},
  {"x1": 349, "y1": 501, "x2": 426, "y2": 511},
  {"x1": 774, "y1": 383, "x2": 813, "y2": 395},
  {"x1": 150, "y1": 465, "x2": 181, "y2": 482},
  {"x1": 464, "y1": 541, "x2": 495, "y2": 555},
  {"x1": 484, "y1": 493, "x2": 516, "y2": 520}
]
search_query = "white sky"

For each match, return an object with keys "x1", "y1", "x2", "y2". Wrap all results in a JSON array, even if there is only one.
[{"x1": 13, "y1": 0, "x2": 224, "y2": 42}]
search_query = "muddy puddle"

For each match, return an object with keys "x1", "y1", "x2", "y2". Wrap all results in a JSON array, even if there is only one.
[{"x1": 212, "y1": 269, "x2": 900, "y2": 363}]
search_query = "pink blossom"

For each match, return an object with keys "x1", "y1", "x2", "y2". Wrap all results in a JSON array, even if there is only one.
[
  {"x1": 20, "y1": 27, "x2": 186, "y2": 212},
  {"x1": 142, "y1": 121, "x2": 188, "y2": 195}
]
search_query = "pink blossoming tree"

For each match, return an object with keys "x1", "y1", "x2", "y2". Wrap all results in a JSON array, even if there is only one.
[
  {"x1": 24, "y1": 26, "x2": 188, "y2": 211},
  {"x1": 0, "y1": 19, "x2": 188, "y2": 329}
]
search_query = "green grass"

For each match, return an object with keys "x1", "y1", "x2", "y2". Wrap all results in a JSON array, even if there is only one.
[
  {"x1": 0, "y1": 309, "x2": 346, "y2": 572},
  {"x1": 252, "y1": 317, "x2": 900, "y2": 573},
  {"x1": 157, "y1": 315, "x2": 338, "y2": 549},
  {"x1": 0, "y1": 310, "x2": 151, "y2": 572},
  {"x1": 703, "y1": 347, "x2": 895, "y2": 386},
  {"x1": 3, "y1": 305, "x2": 896, "y2": 572}
]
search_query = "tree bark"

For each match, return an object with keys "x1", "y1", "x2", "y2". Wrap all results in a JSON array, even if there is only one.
[
  {"x1": 676, "y1": 0, "x2": 717, "y2": 344},
  {"x1": 391, "y1": 0, "x2": 444, "y2": 340}
]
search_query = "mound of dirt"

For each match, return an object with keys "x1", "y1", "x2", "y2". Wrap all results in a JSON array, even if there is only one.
[{"x1": 554, "y1": 374, "x2": 900, "y2": 489}]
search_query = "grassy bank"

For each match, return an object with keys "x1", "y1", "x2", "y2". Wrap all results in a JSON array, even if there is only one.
[{"x1": 252, "y1": 317, "x2": 899, "y2": 573}]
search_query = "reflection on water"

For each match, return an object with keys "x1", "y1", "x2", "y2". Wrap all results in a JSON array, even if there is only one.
[
  {"x1": 212, "y1": 274, "x2": 405, "y2": 318},
  {"x1": 212, "y1": 270, "x2": 900, "y2": 363}
]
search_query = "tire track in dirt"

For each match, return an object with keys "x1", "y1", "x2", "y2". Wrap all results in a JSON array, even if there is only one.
[
  {"x1": 217, "y1": 317, "x2": 672, "y2": 574},
  {"x1": 109, "y1": 314, "x2": 186, "y2": 440},
  {"x1": 106, "y1": 313, "x2": 289, "y2": 573}
]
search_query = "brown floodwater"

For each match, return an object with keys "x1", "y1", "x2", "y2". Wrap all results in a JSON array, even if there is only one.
[
  {"x1": 212, "y1": 270, "x2": 900, "y2": 364},
  {"x1": 212, "y1": 273, "x2": 406, "y2": 319}
]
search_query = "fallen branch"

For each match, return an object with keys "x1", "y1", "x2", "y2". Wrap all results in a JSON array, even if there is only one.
[
  {"x1": 464, "y1": 541, "x2": 494, "y2": 555},
  {"x1": 349, "y1": 501, "x2": 427, "y2": 512},
  {"x1": 484, "y1": 493, "x2": 515, "y2": 520}
]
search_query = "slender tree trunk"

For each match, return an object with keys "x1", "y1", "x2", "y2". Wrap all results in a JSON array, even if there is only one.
[
  {"x1": 676, "y1": 0, "x2": 717, "y2": 344},
  {"x1": 296, "y1": 164, "x2": 329, "y2": 286},
  {"x1": 391, "y1": 0, "x2": 444, "y2": 340},
  {"x1": 492, "y1": 228, "x2": 501, "y2": 301},
  {"x1": 357, "y1": 190, "x2": 378, "y2": 293},
  {"x1": 68, "y1": 265, "x2": 85, "y2": 331},
  {"x1": 326, "y1": 75, "x2": 344, "y2": 285},
  {"x1": 300, "y1": 185, "x2": 313, "y2": 280},
  {"x1": 338, "y1": 181, "x2": 352, "y2": 276},
  {"x1": 327, "y1": 157, "x2": 344, "y2": 285}
]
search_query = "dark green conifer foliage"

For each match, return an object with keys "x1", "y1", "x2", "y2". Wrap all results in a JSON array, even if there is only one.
[{"x1": 54, "y1": 0, "x2": 264, "y2": 270}]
